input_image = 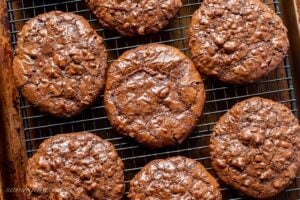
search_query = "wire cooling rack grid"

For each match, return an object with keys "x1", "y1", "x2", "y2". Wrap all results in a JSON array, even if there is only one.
[{"x1": 6, "y1": 0, "x2": 300, "y2": 199}]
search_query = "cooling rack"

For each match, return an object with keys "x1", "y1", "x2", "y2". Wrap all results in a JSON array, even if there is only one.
[{"x1": 1, "y1": 0, "x2": 299, "y2": 199}]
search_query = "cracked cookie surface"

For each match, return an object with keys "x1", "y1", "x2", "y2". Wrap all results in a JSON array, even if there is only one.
[
  {"x1": 104, "y1": 44, "x2": 205, "y2": 148},
  {"x1": 210, "y1": 97, "x2": 300, "y2": 198},
  {"x1": 85, "y1": 0, "x2": 182, "y2": 36},
  {"x1": 13, "y1": 11, "x2": 107, "y2": 117},
  {"x1": 189, "y1": 0, "x2": 289, "y2": 84},
  {"x1": 128, "y1": 156, "x2": 222, "y2": 200},
  {"x1": 26, "y1": 132, "x2": 124, "y2": 200}
]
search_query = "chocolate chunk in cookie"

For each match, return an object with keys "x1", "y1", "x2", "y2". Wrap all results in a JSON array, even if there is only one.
[
  {"x1": 128, "y1": 156, "x2": 222, "y2": 200},
  {"x1": 189, "y1": 0, "x2": 289, "y2": 84},
  {"x1": 104, "y1": 44, "x2": 206, "y2": 148},
  {"x1": 26, "y1": 132, "x2": 124, "y2": 200},
  {"x1": 85, "y1": 0, "x2": 182, "y2": 36},
  {"x1": 13, "y1": 11, "x2": 107, "y2": 117},
  {"x1": 210, "y1": 97, "x2": 300, "y2": 198}
]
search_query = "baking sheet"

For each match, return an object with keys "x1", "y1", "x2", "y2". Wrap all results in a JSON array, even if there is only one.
[{"x1": 6, "y1": 0, "x2": 300, "y2": 199}]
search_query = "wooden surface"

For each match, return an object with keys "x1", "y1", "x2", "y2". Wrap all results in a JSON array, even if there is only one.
[
  {"x1": 295, "y1": 0, "x2": 300, "y2": 23},
  {"x1": 0, "y1": 0, "x2": 27, "y2": 199},
  {"x1": 280, "y1": 0, "x2": 300, "y2": 115}
]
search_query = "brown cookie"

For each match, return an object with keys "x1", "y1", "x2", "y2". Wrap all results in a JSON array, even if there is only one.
[
  {"x1": 128, "y1": 156, "x2": 222, "y2": 200},
  {"x1": 26, "y1": 132, "x2": 124, "y2": 200},
  {"x1": 85, "y1": 0, "x2": 182, "y2": 36},
  {"x1": 13, "y1": 11, "x2": 107, "y2": 118},
  {"x1": 210, "y1": 97, "x2": 300, "y2": 198},
  {"x1": 104, "y1": 44, "x2": 206, "y2": 148},
  {"x1": 189, "y1": 0, "x2": 289, "y2": 84}
]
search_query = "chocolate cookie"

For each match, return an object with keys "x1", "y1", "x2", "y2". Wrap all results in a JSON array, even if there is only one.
[
  {"x1": 128, "y1": 156, "x2": 222, "y2": 200},
  {"x1": 189, "y1": 0, "x2": 289, "y2": 84},
  {"x1": 210, "y1": 97, "x2": 300, "y2": 198},
  {"x1": 104, "y1": 44, "x2": 206, "y2": 148},
  {"x1": 26, "y1": 132, "x2": 124, "y2": 200},
  {"x1": 85, "y1": 0, "x2": 182, "y2": 36},
  {"x1": 13, "y1": 11, "x2": 107, "y2": 117}
]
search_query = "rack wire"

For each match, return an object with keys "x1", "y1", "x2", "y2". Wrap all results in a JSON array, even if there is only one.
[{"x1": 6, "y1": 0, "x2": 300, "y2": 199}]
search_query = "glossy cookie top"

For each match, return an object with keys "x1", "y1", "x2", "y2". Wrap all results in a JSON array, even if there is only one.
[
  {"x1": 189, "y1": 0, "x2": 289, "y2": 84},
  {"x1": 210, "y1": 97, "x2": 300, "y2": 198},
  {"x1": 13, "y1": 11, "x2": 107, "y2": 117},
  {"x1": 104, "y1": 44, "x2": 206, "y2": 148}
]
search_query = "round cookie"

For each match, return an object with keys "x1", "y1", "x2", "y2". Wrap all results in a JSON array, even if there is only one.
[
  {"x1": 13, "y1": 11, "x2": 107, "y2": 117},
  {"x1": 85, "y1": 0, "x2": 182, "y2": 36},
  {"x1": 26, "y1": 132, "x2": 124, "y2": 200},
  {"x1": 189, "y1": 0, "x2": 289, "y2": 84},
  {"x1": 210, "y1": 97, "x2": 300, "y2": 198},
  {"x1": 104, "y1": 44, "x2": 206, "y2": 148},
  {"x1": 128, "y1": 156, "x2": 222, "y2": 200}
]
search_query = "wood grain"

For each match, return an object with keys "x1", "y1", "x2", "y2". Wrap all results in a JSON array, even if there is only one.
[{"x1": 0, "y1": 0, "x2": 27, "y2": 199}]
